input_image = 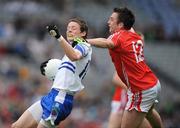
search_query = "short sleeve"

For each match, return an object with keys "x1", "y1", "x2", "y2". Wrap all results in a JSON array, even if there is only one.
[
  {"x1": 108, "y1": 33, "x2": 121, "y2": 48},
  {"x1": 74, "y1": 43, "x2": 89, "y2": 57}
]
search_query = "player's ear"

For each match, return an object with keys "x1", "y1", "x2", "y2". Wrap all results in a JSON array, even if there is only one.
[
  {"x1": 80, "y1": 31, "x2": 86, "y2": 38},
  {"x1": 118, "y1": 22, "x2": 124, "y2": 28}
]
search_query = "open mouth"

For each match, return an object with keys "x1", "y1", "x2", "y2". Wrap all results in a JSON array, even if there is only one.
[
  {"x1": 67, "y1": 34, "x2": 75, "y2": 41},
  {"x1": 67, "y1": 33, "x2": 74, "y2": 38}
]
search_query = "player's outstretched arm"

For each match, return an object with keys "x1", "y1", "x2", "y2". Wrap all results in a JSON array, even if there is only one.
[
  {"x1": 46, "y1": 25, "x2": 82, "y2": 61},
  {"x1": 87, "y1": 38, "x2": 114, "y2": 48}
]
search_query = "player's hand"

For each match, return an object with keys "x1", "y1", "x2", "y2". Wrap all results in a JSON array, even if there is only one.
[
  {"x1": 46, "y1": 25, "x2": 61, "y2": 39},
  {"x1": 72, "y1": 37, "x2": 86, "y2": 47},
  {"x1": 45, "y1": 102, "x2": 60, "y2": 127},
  {"x1": 45, "y1": 116, "x2": 56, "y2": 128},
  {"x1": 40, "y1": 59, "x2": 50, "y2": 76}
]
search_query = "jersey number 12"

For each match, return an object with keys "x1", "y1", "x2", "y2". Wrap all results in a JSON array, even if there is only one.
[{"x1": 132, "y1": 40, "x2": 144, "y2": 63}]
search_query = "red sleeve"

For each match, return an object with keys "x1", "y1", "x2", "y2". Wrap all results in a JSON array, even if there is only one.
[
  {"x1": 108, "y1": 33, "x2": 121, "y2": 48},
  {"x1": 108, "y1": 33, "x2": 122, "y2": 48}
]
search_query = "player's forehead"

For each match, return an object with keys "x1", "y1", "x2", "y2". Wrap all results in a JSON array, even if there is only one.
[
  {"x1": 67, "y1": 21, "x2": 80, "y2": 29},
  {"x1": 109, "y1": 12, "x2": 118, "y2": 21}
]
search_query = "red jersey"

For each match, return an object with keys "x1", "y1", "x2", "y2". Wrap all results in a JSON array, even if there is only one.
[{"x1": 108, "y1": 29, "x2": 158, "y2": 92}]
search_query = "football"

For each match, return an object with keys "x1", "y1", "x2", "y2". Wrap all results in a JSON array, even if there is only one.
[{"x1": 44, "y1": 59, "x2": 62, "y2": 81}]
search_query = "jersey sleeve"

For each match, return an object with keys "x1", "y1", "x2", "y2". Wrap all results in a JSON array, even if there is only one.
[
  {"x1": 108, "y1": 33, "x2": 121, "y2": 48},
  {"x1": 74, "y1": 43, "x2": 90, "y2": 57}
]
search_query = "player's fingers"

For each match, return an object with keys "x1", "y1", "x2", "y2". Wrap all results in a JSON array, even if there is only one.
[
  {"x1": 46, "y1": 25, "x2": 53, "y2": 31},
  {"x1": 49, "y1": 30, "x2": 57, "y2": 37}
]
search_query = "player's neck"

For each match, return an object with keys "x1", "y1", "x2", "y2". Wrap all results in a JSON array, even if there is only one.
[{"x1": 114, "y1": 28, "x2": 125, "y2": 33}]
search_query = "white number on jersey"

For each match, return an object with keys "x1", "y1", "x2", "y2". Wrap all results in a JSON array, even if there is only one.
[{"x1": 132, "y1": 40, "x2": 144, "y2": 63}]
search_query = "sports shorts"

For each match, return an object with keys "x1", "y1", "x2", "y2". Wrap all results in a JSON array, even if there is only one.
[
  {"x1": 40, "y1": 88, "x2": 74, "y2": 126},
  {"x1": 27, "y1": 100, "x2": 42, "y2": 122},
  {"x1": 125, "y1": 80, "x2": 161, "y2": 113}
]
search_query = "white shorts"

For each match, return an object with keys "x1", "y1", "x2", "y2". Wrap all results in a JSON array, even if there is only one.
[
  {"x1": 125, "y1": 81, "x2": 161, "y2": 113},
  {"x1": 27, "y1": 100, "x2": 42, "y2": 123}
]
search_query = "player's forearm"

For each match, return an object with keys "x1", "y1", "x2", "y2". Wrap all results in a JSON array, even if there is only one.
[
  {"x1": 114, "y1": 80, "x2": 128, "y2": 91},
  {"x1": 58, "y1": 36, "x2": 81, "y2": 61},
  {"x1": 112, "y1": 72, "x2": 128, "y2": 91},
  {"x1": 87, "y1": 38, "x2": 114, "y2": 48}
]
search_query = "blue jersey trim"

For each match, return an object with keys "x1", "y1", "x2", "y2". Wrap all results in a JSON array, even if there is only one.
[
  {"x1": 75, "y1": 44, "x2": 87, "y2": 56},
  {"x1": 61, "y1": 62, "x2": 76, "y2": 70},
  {"x1": 59, "y1": 66, "x2": 75, "y2": 73}
]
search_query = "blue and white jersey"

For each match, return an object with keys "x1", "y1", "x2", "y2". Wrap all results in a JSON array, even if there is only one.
[{"x1": 52, "y1": 41, "x2": 92, "y2": 92}]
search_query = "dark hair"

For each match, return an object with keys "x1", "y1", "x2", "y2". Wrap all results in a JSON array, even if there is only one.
[
  {"x1": 113, "y1": 7, "x2": 135, "y2": 30},
  {"x1": 69, "y1": 18, "x2": 88, "y2": 38}
]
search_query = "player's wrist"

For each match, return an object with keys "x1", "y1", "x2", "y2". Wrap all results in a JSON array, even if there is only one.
[
  {"x1": 57, "y1": 35, "x2": 63, "y2": 42},
  {"x1": 55, "y1": 33, "x2": 61, "y2": 39}
]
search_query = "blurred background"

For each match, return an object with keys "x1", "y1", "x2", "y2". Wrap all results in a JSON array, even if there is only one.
[{"x1": 0, "y1": 0, "x2": 180, "y2": 127}]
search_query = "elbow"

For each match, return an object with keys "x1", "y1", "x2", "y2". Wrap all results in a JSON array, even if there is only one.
[
  {"x1": 107, "y1": 43, "x2": 114, "y2": 48},
  {"x1": 106, "y1": 41, "x2": 114, "y2": 48},
  {"x1": 69, "y1": 58, "x2": 78, "y2": 62},
  {"x1": 68, "y1": 55, "x2": 81, "y2": 62}
]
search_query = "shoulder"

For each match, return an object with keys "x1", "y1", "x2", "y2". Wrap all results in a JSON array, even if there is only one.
[
  {"x1": 108, "y1": 31, "x2": 123, "y2": 48},
  {"x1": 108, "y1": 31, "x2": 121, "y2": 40},
  {"x1": 75, "y1": 41, "x2": 91, "y2": 51},
  {"x1": 74, "y1": 42, "x2": 92, "y2": 57}
]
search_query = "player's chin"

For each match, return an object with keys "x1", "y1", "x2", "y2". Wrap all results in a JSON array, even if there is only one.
[
  {"x1": 109, "y1": 29, "x2": 113, "y2": 34},
  {"x1": 67, "y1": 36, "x2": 74, "y2": 41}
]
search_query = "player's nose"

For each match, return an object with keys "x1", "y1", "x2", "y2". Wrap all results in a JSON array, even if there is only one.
[{"x1": 67, "y1": 27, "x2": 73, "y2": 33}]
